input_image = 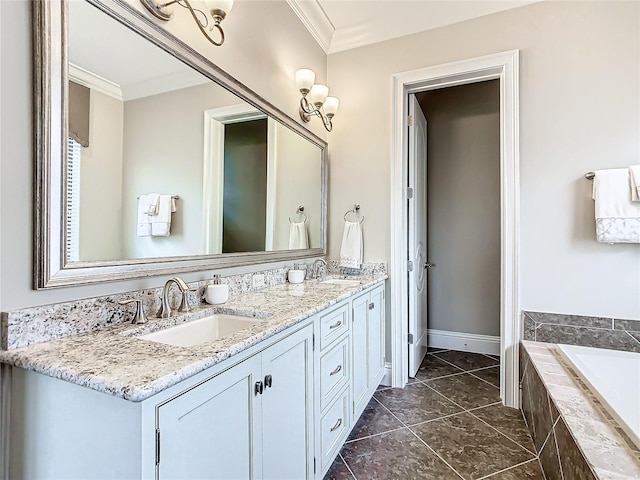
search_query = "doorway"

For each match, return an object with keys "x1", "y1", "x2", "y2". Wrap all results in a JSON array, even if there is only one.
[
  {"x1": 390, "y1": 50, "x2": 520, "y2": 407},
  {"x1": 408, "y1": 80, "x2": 501, "y2": 379}
]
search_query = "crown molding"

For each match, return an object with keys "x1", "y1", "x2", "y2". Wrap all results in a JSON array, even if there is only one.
[
  {"x1": 286, "y1": 0, "x2": 334, "y2": 54},
  {"x1": 68, "y1": 63, "x2": 123, "y2": 101}
]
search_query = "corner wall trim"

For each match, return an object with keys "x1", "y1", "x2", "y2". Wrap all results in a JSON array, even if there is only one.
[
  {"x1": 0, "y1": 364, "x2": 11, "y2": 480},
  {"x1": 428, "y1": 329, "x2": 500, "y2": 356}
]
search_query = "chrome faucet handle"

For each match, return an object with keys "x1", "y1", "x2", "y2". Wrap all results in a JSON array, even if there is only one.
[
  {"x1": 118, "y1": 299, "x2": 148, "y2": 325},
  {"x1": 177, "y1": 287, "x2": 198, "y2": 313}
]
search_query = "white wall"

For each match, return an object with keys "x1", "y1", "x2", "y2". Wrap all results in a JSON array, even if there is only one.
[
  {"x1": 327, "y1": 1, "x2": 640, "y2": 319},
  {"x1": 272, "y1": 123, "x2": 323, "y2": 250},
  {"x1": 0, "y1": 0, "x2": 326, "y2": 311},
  {"x1": 418, "y1": 81, "x2": 501, "y2": 337},
  {"x1": 79, "y1": 90, "x2": 124, "y2": 261}
]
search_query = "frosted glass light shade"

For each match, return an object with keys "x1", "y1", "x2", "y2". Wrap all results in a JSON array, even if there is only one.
[
  {"x1": 204, "y1": 0, "x2": 233, "y2": 16},
  {"x1": 323, "y1": 97, "x2": 339, "y2": 117},
  {"x1": 295, "y1": 69, "x2": 315, "y2": 94},
  {"x1": 309, "y1": 84, "x2": 329, "y2": 107}
]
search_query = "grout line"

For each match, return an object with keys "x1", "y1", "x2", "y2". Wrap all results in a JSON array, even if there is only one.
[
  {"x1": 406, "y1": 427, "x2": 466, "y2": 480},
  {"x1": 468, "y1": 409, "x2": 537, "y2": 456},
  {"x1": 404, "y1": 409, "x2": 469, "y2": 429},
  {"x1": 414, "y1": 370, "x2": 467, "y2": 383},
  {"x1": 420, "y1": 379, "x2": 502, "y2": 414},
  {"x1": 552, "y1": 419, "x2": 565, "y2": 480},
  {"x1": 432, "y1": 351, "x2": 500, "y2": 374},
  {"x1": 623, "y1": 329, "x2": 640, "y2": 347},
  {"x1": 343, "y1": 425, "x2": 407, "y2": 444},
  {"x1": 476, "y1": 458, "x2": 541, "y2": 479},
  {"x1": 538, "y1": 456, "x2": 549, "y2": 480},
  {"x1": 467, "y1": 370, "x2": 501, "y2": 391},
  {"x1": 338, "y1": 452, "x2": 358, "y2": 480},
  {"x1": 371, "y1": 395, "x2": 410, "y2": 428}
]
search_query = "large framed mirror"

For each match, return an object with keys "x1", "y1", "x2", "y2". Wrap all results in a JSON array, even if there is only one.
[{"x1": 34, "y1": 0, "x2": 327, "y2": 288}]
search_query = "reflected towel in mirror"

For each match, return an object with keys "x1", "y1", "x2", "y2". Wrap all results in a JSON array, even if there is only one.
[
  {"x1": 289, "y1": 221, "x2": 309, "y2": 249},
  {"x1": 629, "y1": 164, "x2": 640, "y2": 202},
  {"x1": 151, "y1": 195, "x2": 177, "y2": 237},
  {"x1": 137, "y1": 193, "x2": 160, "y2": 236}
]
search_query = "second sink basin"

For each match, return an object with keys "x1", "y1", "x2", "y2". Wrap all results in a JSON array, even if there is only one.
[
  {"x1": 138, "y1": 314, "x2": 264, "y2": 347},
  {"x1": 319, "y1": 278, "x2": 361, "y2": 287}
]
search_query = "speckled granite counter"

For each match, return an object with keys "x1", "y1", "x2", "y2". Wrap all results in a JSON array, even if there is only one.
[{"x1": 0, "y1": 275, "x2": 386, "y2": 402}]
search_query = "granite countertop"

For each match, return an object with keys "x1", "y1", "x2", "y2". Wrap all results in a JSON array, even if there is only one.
[{"x1": 0, "y1": 275, "x2": 386, "y2": 402}]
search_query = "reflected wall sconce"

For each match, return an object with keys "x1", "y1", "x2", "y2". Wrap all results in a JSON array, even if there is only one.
[
  {"x1": 140, "y1": 0, "x2": 233, "y2": 46},
  {"x1": 295, "y1": 69, "x2": 339, "y2": 132}
]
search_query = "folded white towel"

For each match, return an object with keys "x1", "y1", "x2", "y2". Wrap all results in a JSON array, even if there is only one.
[
  {"x1": 592, "y1": 169, "x2": 640, "y2": 243},
  {"x1": 288, "y1": 221, "x2": 309, "y2": 249},
  {"x1": 340, "y1": 221, "x2": 363, "y2": 268},
  {"x1": 629, "y1": 164, "x2": 640, "y2": 202},
  {"x1": 137, "y1": 194, "x2": 160, "y2": 237},
  {"x1": 151, "y1": 195, "x2": 177, "y2": 237}
]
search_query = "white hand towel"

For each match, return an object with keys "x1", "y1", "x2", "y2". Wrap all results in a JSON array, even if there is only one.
[
  {"x1": 151, "y1": 195, "x2": 177, "y2": 237},
  {"x1": 629, "y1": 164, "x2": 640, "y2": 202},
  {"x1": 288, "y1": 221, "x2": 309, "y2": 249},
  {"x1": 137, "y1": 194, "x2": 159, "y2": 237},
  {"x1": 340, "y1": 221, "x2": 363, "y2": 268},
  {"x1": 592, "y1": 169, "x2": 640, "y2": 243}
]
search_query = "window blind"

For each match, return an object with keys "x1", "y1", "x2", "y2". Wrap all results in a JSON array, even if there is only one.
[{"x1": 66, "y1": 137, "x2": 81, "y2": 262}]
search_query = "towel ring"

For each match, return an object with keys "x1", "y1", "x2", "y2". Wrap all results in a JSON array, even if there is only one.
[
  {"x1": 289, "y1": 206, "x2": 309, "y2": 224},
  {"x1": 343, "y1": 204, "x2": 365, "y2": 224}
]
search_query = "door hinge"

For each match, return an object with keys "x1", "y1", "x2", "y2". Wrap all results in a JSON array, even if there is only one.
[
  {"x1": 314, "y1": 457, "x2": 317, "y2": 474},
  {"x1": 408, "y1": 115, "x2": 414, "y2": 127},
  {"x1": 155, "y1": 428, "x2": 161, "y2": 466},
  {"x1": 407, "y1": 187, "x2": 414, "y2": 199},
  {"x1": 408, "y1": 333, "x2": 414, "y2": 344},
  {"x1": 407, "y1": 261, "x2": 414, "y2": 272}
]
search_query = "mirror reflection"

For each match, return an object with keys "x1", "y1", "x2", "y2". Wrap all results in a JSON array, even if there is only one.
[{"x1": 66, "y1": 1, "x2": 322, "y2": 263}]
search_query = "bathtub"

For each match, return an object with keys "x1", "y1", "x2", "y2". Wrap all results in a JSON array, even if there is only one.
[{"x1": 556, "y1": 344, "x2": 640, "y2": 450}]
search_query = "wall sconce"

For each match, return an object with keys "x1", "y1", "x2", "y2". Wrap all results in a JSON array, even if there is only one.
[
  {"x1": 295, "y1": 69, "x2": 339, "y2": 132},
  {"x1": 140, "y1": 0, "x2": 233, "y2": 47}
]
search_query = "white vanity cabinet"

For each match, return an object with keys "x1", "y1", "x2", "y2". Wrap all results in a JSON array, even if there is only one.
[
  {"x1": 155, "y1": 323, "x2": 314, "y2": 480},
  {"x1": 351, "y1": 284, "x2": 385, "y2": 422}
]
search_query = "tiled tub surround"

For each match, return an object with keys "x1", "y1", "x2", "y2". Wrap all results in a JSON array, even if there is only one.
[
  {"x1": 520, "y1": 341, "x2": 640, "y2": 479},
  {"x1": 1, "y1": 261, "x2": 387, "y2": 350},
  {"x1": 523, "y1": 311, "x2": 640, "y2": 352},
  {"x1": 0, "y1": 273, "x2": 386, "y2": 402}
]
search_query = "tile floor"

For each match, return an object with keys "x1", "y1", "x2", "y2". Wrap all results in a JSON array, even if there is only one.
[{"x1": 324, "y1": 349, "x2": 545, "y2": 480}]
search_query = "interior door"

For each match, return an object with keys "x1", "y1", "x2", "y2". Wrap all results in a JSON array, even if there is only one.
[{"x1": 408, "y1": 94, "x2": 429, "y2": 377}]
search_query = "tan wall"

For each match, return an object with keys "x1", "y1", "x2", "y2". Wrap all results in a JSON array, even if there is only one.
[
  {"x1": 418, "y1": 81, "x2": 500, "y2": 337},
  {"x1": 0, "y1": 0, "x2": 326, "y2": 310},
  {"x1": 327, "y1": 1, "x2": 640, "y2": 319},
  {"x1": 78, "y1": 90, "x2": 124, "y2": 261}
]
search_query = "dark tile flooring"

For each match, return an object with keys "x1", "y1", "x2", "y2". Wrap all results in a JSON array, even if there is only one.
[{"x1": 324, "y1": 349, "x2": 545, "y2": 480}]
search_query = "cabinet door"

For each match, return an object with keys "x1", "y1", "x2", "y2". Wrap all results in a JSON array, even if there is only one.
[
  {"x1": 261, "y1": 324, "x2": 314, "y2": 480},
  {"x1": 157, "y1": 355, "x2": 262, "y2": 480},
  {"x1": 351, "y1": 293, "x2": 370, "y2": 419},
  {"x1": 367, "y1": 285, "x2": 385, "y2": 388}
]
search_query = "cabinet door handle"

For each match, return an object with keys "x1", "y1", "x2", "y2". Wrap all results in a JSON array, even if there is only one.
[
  {"x1": 368, "y1": 302, "x2": 375, "y2": 310},
  {"x1": 255, "y1": 381, "x2": 264, "y2": 395},
  {"x1": 330, "y1": 418, "x2": 343, "y2": 432},
  {"x1": 329, "y1": 365, "x2": 342, "y2": 376},
  {"x1": 329, "y1": 320, "x2": 343, "y2": 329},
  {"x1": 264, "y1": 374, "x2": 273, "y2": 388}
]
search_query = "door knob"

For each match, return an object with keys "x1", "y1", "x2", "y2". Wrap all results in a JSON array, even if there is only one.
[{"x1": 424, "y1": 262, "x2": 436, "y2": 269}]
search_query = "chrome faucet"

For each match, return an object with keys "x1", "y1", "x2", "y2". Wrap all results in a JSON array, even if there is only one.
[
  {"x1": 157, "y1": 277, "x2": 192, "y2": 318},
  {"x1": 310, "y1": 258, "x2": 328, "y2": 280}
]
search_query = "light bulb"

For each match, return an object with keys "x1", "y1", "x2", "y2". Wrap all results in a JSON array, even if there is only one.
[
  {"x1": 309, "y1": 84, "x2": 329, "y2": 108},
  {"x1": 295, "y1": 69, "x2": 315, "y2": 95},
  {"x1": 323, "y1": 97, "x2": 339, "y2": 118}
]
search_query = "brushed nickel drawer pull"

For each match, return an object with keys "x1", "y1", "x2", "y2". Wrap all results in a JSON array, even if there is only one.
[
  {"x1": 329, "y1": 365, "x2": 342, "y2": 376},
  {"x1": 330, "y1": 418, "x2": 343, "y2": 432},
  {"x1": 329, "y1": 320, "x2": 343, "y2": 329},
  {"x1": 368, "y1": 302, "x2": 375, "y2": 310}
]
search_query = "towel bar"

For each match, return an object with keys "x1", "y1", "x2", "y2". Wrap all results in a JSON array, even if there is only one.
[
  {"x1": 585, "y1": 172, "x2": 595, "y2": 180},
  {"x1": 289, "y1": 206, "x2": 309, "y2": 223},
  {"x1": 137, "y1": 195, "x2": 180, "y2": 199},
  {"x1": 343, "y1": 204, "x2": 365, "y2": 224}
]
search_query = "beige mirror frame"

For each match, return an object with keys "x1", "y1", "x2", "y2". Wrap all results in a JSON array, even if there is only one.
[{"x1": 33, "y1": 0, "x2": 327, "y2": 289}]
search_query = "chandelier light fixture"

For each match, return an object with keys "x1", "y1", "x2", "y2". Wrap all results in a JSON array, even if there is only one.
[
  {"x1": 140, "y1": 0, "x2": 233, "y2": 47},
  {"x1": 295, "y1": 69, "x2": 339, "y2": 132}
]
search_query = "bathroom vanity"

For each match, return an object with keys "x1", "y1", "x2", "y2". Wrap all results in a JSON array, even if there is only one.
[{"x1": 3, "y1": 276, "x2": 386, "y2": 479}]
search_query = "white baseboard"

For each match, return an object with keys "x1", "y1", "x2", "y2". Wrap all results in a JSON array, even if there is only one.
[
  {"x1": 428, "y1": 329, "x2": 500, "y2": 356},
  {"x1": 381, "y1": 362, "x2": 393, "y2": 387}
]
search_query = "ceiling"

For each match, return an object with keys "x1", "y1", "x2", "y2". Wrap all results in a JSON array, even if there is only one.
[{"x1": 287, "y1": 0, "x2": 540, "y2": 54}]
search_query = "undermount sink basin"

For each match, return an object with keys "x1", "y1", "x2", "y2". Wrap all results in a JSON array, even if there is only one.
[
  {"x1": 138, "y1": 314, "x2": 263, "y2": 347},
  {"x1": 319, "y1": 278, "x2": 361, "y2": 287}
]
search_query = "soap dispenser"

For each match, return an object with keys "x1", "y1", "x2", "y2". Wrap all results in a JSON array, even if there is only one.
[
  {"x1": 205, "y1": 274, "x2": 229, "y2": 305},
  {"x1": 288, "y1": 263, "x2": 305, "y2": 284}
]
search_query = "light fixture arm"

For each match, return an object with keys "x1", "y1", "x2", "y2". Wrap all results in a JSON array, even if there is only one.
[
  {"x1": 299, "y1": 96, "x2": 333, "y2": 132},
  {"x1": 140, "y1": 0, "x2": 227, "y2": 47}
]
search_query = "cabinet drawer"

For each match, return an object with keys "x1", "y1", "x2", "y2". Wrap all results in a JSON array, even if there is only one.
[
  {"x1": 319, "y1": 337, "x2": 349, "y2": 411},
  {"x1": 320, "y1": 389, "x2": 350, "y2": 472},
  {"x1": 319, "y1": 303, "x2": 349, "y2": 350}
]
